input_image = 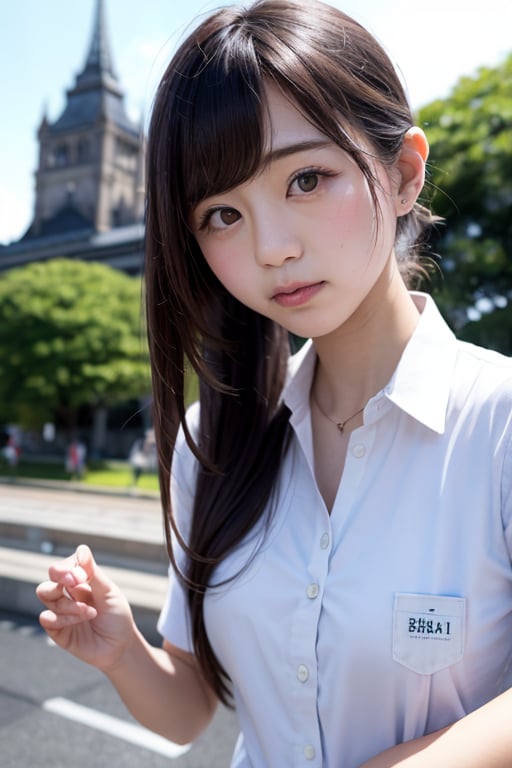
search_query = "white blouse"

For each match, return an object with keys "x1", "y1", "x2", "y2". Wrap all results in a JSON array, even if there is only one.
[{"x1": 158, "y1": 293, "x2": 512, "y2": 768}]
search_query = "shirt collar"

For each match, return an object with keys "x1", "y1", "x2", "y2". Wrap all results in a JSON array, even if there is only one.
[
  {"x1": 384, "y1": 292, "x2": 457, "y2": 434},
  {"x1": 282, "y1": 293, "x2": 458, "y2": 435}
]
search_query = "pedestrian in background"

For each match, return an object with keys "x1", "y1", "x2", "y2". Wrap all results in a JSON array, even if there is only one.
[
  {"x1": 65, "y1": 438, "x2": 87, "y2": 480},
  {"x1": 128, "y1": 430, "x2": 156, "y2": 486},
  {"x1": 4, "y1": 434, "x2": 20, "y2": 477},
  {"x1": 36, "y1": 1, "x2": 512, "y2": 765},
  {"x1": 128, "y1": 436, "x2": 147, "y2": 485}
]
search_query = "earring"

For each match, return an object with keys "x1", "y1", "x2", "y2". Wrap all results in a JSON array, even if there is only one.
[{"x1": 400, "y1": 197, "x2": 407, "y2": 205}]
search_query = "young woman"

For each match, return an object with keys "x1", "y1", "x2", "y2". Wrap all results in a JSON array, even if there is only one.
[{"x1": 36, "y1": 1, "x2": 512, "y2": 765}]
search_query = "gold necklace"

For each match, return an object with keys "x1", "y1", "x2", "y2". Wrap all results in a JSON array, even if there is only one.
[{"x1": 312, "y1": 390, "x2": 365, "y2": 434}]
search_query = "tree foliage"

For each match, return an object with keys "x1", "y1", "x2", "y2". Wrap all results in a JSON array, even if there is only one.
[
  {"x1": 0, "y1": 259, "x2": 150, "y2": 428},
  {"x1": 418, "y1": 53, "x2": 512, "y2": 352}
]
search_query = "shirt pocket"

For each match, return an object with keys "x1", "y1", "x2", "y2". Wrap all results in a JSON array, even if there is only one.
[{"x1": 393, "y1": 593, "x2": 466, "y2": 675}]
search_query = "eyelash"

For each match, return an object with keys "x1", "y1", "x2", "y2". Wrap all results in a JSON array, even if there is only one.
[
  {"x1": 196, "y1": 166, "x2": 336, "y2": 232},
  {"x1": 288, "y1": 166, "x2": 336, "y2": 195},
  {"x1": 196, "y1": 207, "x2": 237, "y2": 233}
]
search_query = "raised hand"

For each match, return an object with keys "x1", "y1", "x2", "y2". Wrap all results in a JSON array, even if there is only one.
[{"x1": 36, "y1": 544, "x2": 136, "y2": 672}]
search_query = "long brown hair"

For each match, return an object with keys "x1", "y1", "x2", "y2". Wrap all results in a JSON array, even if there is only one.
[{"x1": 144, "y1": 0, "x2": 436, "y2": 703}]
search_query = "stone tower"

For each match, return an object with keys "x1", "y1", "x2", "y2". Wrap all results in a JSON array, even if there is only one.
[{"x1": 28, "y1": 0, "x2": 144, "y2": 238}]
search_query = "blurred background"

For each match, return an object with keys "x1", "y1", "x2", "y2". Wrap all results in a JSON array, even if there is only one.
[{"x1": 1, "y1": 0, "x2": 511, "y2": 473}]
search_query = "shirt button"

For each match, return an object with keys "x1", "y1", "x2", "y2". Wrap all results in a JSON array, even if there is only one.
[
  {"x1": 320, "y1": 532, "x2": 330, "y2": 549},
  {"x1": 297, "y1": 664, "x2": 309, "y2": 683},
  {"x1": 306, "y1": 583, "x2": 319, "y2": 599},
  {"x1": 303, "y1": 744, "x2": 316, "y2": 760},
  {"x1": 352, "y1": 443, "x2": 366, "y2": 458}
]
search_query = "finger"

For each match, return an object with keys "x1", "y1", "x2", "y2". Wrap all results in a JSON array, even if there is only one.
[
  {"x1": 48, "y1": 548, "x2": 89, "y2": 588},
  {"x1": 37, "y1": 579, "x2": 93, "y2": 608},
  {"x1": 74, "y1": 544, "x2": 116, "y2": 601},
  {"x1": 43, "y1": 545, "x2": 121, "y2": 615},
  {"x1": 38, "y1": 589, "x2": 98, "y2": 629},
  {"x1": 39, "y1": 602, "x2": 97, "y2": 632},
  {"x1": 36, "y1": 582, "x2": 92, "y2": 618},
  {"x1": 63, "y1": 581, "x2": 94, "y2": 605},
  {"x1": 36, "y1": 579, "x2": 63, "y2": 605}
]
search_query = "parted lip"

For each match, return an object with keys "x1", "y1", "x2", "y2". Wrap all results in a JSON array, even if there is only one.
[{"x1": 271, "y1": 280, "x2": 322, "y2": 298}]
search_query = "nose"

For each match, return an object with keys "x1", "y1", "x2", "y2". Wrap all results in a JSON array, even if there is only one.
[{"x1": 253, "y1": 206, "x2": 303, "y2": 268}]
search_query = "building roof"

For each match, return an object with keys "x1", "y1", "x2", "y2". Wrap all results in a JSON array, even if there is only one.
[
  {"x1": 48, "y1": 0, "x2": 138, "y2": 137},
  {"x1": 22, "y1": 205, "x2": 94, "y2": 239},
  {"x1": 0, "y1": 223, "x2": 145, "y2": 276}
]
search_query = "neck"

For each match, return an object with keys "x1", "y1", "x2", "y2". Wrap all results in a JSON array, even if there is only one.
[{"x1": 311, "y1": 268, "x2": 420, "y2": 416}]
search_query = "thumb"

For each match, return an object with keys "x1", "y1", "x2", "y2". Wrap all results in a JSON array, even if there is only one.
[
  {"x1": 53, "y1": 544, "x2": 111, "y2": 606},
  {"x1": 74, "y1": 544, "x2": 114, "y2": 601}
]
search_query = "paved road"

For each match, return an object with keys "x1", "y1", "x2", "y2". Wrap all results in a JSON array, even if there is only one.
[{"x1": 0, "y1": 610, "x2": 240, "y2": 768}]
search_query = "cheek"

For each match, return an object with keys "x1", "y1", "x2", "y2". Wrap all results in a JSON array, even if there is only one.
[
  {"x1": 202, "y1": 245, "x2": 250, "y2": 300},
  {"x1": 324, "y1": 185, "x2": 377, "y2": 255},
  {"x1": 200, "y1": 242, "x2": 227, "y2": 282}
]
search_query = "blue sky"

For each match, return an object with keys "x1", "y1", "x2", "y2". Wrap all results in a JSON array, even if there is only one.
[{"x1": 0, "y1": 0, "x2": 510, "y2": 244}]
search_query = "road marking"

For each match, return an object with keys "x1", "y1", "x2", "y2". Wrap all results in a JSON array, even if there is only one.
[{"x1": 42, "y1": 697, "x2": 191, "y2": 758}]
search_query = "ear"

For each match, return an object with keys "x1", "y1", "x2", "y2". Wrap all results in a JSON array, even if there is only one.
[{"x1": 394, "y1": 127, "x2": 429, "y2": 216}]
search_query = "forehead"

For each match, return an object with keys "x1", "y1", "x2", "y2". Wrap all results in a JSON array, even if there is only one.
[
  {"x1": 261, "y1": 83, "x2": 372, "y2": 170},
  {"x1": 263, "y1": 84, "x2": 328, "y2": 151}
]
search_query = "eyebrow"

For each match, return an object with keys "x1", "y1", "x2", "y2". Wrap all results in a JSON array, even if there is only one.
[
  {"x1": 191, "y1": 138, "x2": 334, "y2": 212},
  {"x1": 261, "y1": 139, "x2": 333, "y2": 166}
]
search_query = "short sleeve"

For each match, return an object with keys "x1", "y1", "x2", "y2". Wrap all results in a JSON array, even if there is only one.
[
  {"x1": 502, "y1": 425, "x2": 512, "y2": 562},
  {"x1": 157, "y1": 403, "x2": 200, "y2": 652}
]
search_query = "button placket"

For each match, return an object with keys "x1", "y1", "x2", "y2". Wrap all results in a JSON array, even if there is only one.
[
  {"x1": 288, "y1": 519, "x2": 330, "y2": 768},
  {"x1": 332, "y1": 424, "x2": 376, "y2": 521}
]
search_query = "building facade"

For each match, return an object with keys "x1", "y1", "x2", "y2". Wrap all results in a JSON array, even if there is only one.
[{"x1": 0, "y1": 0, "x2": 145, "y2": 275}]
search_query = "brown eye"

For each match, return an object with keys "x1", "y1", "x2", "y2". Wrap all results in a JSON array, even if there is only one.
[
  {"x1": 297, "y1": 173, "x2": 319, "y2": 192},
  {"x1": 220, "y1": 208, "x2": 240, "y2": 225}
]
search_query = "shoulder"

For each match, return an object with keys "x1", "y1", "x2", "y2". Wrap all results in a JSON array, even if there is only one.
[
  {"x1": 449, "y1": 340, "x2": 512, "y2": 451},
  {"x1": 174, "y1": 401, "x2": 201, "y2": 450},
  {"x1": 457, "y1": 338, "x2": 512, "y2": 370},
  {"x1": 454, "y1": 339, "x2": 512, "y2": 404},
  {"x1": 173, "y1": 400, "x2": 201, "y2": 477},
  {"x1": 171, "y1": 401, "x2": 201, "y2": 534}
]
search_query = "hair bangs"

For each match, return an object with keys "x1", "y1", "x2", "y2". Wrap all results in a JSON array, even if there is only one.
[{"x1": 178, "y1": 44, "x2": 266, "y2": 209}]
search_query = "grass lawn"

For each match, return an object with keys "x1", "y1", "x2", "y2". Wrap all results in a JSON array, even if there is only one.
[{"x1": 0, "y1": 458, "x2": 160, "y2": 493}]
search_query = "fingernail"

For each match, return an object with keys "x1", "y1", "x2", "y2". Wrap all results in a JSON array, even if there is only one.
[
  {"x1": 73, "y1": 566, "x2": 88, "y2": 582},
  {"x1": 62, "y1": 573, "x2": 76, "y2": 587}
]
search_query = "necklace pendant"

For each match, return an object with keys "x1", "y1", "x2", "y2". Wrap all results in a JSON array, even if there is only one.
[{"x1": 337, "y1": 422, "x2": 345, "y2": 433}]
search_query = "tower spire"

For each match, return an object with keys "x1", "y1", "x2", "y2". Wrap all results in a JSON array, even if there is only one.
[
  {"x1": 75, "y1": 0, "x2": 120, "y2": 92},
  {"x1": 26, "y1": 0, "x2": 143, "y2": 239},
  {"x1": 86, "y1": 0, "x2": 114, "y2": 77}
]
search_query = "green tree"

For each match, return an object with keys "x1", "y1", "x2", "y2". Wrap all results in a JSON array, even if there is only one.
[
  {"x1": 0, "y1": 259, "x2": 150, "y2": 429},
  {"x1": 418, "y1": 53, "x2": 512, "y2": 351}
]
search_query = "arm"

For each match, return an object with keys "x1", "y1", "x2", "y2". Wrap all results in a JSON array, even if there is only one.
[
  {"x1": 37, "y1": 544, "x2": 217, "y2": 744},
  {"x1": 105, "y1": 634, "x2": 218, "y2": 743},
  {"x1": 360, "y1": 688, "x2": 512, "y2": 768}
]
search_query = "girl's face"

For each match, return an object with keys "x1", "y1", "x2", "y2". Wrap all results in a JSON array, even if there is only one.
[{"x1": 191, "y1": 86, "x2": 404, "y2": 341}]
